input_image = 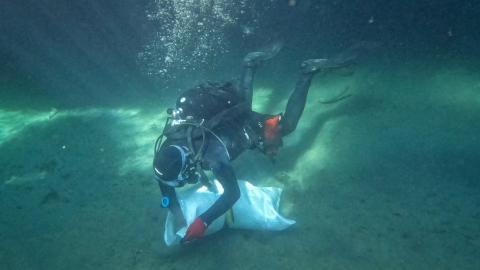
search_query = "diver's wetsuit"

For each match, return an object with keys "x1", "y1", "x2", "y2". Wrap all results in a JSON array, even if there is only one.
[{"x1": 158, "y1": 63, "x2": 316, "y2": 226}]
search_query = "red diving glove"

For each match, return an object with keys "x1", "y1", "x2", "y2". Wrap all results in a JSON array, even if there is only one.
[{"x1": 181, "y1": 217, "x2": 207, "y2": 244}]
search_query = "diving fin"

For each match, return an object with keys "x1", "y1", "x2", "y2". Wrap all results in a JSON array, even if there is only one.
[
  {"x1": 298, "y1": 59, "x2": 337, "y2": 73},
  {"x1": 331, "y1": 41, "x2": 378, "y2": 67},
  {"x1": 258, "y1": 38, "x2": 284, "y2": 60},
  {"x1": 243, "y1": 38, "x2": 284, "y2": 66},
  {"x1": 299, "y1": 41, "x2": 378, "y2": 74}
]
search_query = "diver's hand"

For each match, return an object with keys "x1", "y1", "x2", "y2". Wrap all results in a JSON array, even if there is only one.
[{"x1": 180, "y1": 217, "x2": 207, "y2": 244}]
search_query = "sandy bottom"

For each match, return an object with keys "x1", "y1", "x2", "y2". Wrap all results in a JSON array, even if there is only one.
[{"x1": 1, "y1": 55, "x2": 480, "y2": 269}]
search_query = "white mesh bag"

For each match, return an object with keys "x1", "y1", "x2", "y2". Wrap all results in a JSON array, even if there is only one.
[{"x1": 164, "y1": 180, "x2": 295, "y2": 246}]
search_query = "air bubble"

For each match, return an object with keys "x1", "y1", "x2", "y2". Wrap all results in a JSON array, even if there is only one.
[{"x1": 139, "y1": 0, "x2": 275, "y2": 79}]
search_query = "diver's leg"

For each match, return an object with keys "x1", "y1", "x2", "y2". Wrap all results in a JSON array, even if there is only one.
[
  {"x1": 240, "y1": 64, "x2": 257, "y2": 109},
  {"x1": 281, "y1": 57, "x2": 351, "y2": 136},
  {"x1": 280, "y1": 42, "x2": 376, "y2": 136},
  {"x1": 240, "y1": 52, "x2": 268, "y2": 109},
  {"x1": 240, "y1": 41, "x2": 284, "y2": 108},
  {"x1": 281, "y1": 73, "x2": 314, "y2": 136}
]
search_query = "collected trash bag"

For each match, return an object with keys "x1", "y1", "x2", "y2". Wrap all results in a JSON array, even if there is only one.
[{"x1": 164, "y1": 180, "x2": 295, "y2": 246}]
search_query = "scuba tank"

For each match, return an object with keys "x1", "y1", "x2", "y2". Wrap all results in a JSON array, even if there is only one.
[{"x1": 175, "y1": 81, "x2": 241, "y2": 120}]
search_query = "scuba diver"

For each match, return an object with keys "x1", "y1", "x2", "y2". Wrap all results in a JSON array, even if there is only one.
[{"x1": 153, "y1": 42, "x2": 371, "y2": 244}]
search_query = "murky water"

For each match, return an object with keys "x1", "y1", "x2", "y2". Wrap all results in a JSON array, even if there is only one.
[{"x1": 1, "y1": 1, "x2": 479, "y2": 269}]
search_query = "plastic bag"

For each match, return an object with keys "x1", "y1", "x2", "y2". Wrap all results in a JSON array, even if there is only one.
[{"x1": 164, "y1": 180, "x2": 295, "y2": 246}]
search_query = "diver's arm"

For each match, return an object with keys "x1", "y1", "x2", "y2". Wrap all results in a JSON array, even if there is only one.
[
  {"x1": 181, "y1": 144, "x2": 239, "y2": 243},
  {"x1": 199, "y1": 161, "x2": 240, "y2": 225},
  {"x1": 158, "y1": 182, "x2": 187, "y2": 232},
  {"x1": 158, "y1": 182, "x2": 182, "y2": 216},
  {"x1": 199, "y1": 144, "x2": 241, "y2": 226}
]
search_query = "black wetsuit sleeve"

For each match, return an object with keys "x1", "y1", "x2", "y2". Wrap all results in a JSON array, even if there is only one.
[
  {"x1": 158, "y1": 182, "x2": 182, "y2": 214},
  {"x1": 199, "y1": 160, "x2": 240, "y2": 226}
]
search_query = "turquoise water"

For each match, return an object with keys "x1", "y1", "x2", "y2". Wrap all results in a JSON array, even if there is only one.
[{"x1": 1, "y1": 1, "x2": 480, "y2": 269}]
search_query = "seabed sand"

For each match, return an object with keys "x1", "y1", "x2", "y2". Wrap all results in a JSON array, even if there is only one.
[{"x1": 1, "y1": 53, "x2": 480, "y2": 269}]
